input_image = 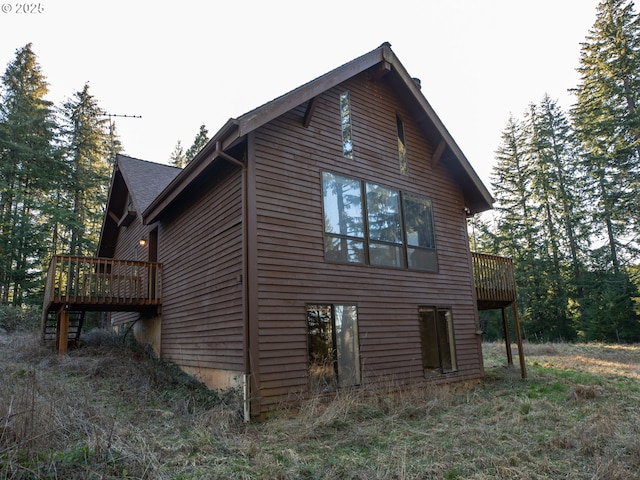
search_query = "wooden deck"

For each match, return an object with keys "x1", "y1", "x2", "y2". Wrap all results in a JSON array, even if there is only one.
[
  {"x1": 472, "y1": 252, "x2": 517, "y2": 309},
  {"x1": 471, "y1": 252, "x2": 526, "y2": 378},
  {"x1": 41, "y1": 255, "x2": 162, "y2": 351}
]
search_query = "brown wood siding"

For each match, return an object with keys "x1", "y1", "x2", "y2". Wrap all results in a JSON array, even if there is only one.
[
  {"x1": 158, "y1": 167, "x2": 244, "y2": 372},
  {"x1": 252, "y1": 72, "x2": 482, "y2": 412},
  {"x1": 111, "y1": 215, "x2": 149, "y2": 326}
]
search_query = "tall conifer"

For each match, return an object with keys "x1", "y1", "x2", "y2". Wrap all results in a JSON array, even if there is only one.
[{"x1": 0, "y1": 43, "x2": 58, "y2": 305}]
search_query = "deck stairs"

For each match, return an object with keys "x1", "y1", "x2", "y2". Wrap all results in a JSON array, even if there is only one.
[{"x1": 42, "y1": 310, "x2": 85, "y2": 349}]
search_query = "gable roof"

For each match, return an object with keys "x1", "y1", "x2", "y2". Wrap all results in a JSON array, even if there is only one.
[
  {"x1": 96, "y1": 155, "x2": 181, "y2": 257},
  {"x1": 144, "y1": 42, "x2": 493, "y2": 222},
  {"x1": 117, "y1": 154, "x2": 182, "y2": 214}
]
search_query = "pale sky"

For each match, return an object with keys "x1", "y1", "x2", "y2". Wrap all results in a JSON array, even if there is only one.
[{"x1": 0, "y1": 0, "x2": 601, "y2": 190}]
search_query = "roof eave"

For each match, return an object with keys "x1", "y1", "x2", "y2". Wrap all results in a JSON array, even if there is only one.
[{"x1": 143, "y1": 119, "x2": 241, "y2": 223}]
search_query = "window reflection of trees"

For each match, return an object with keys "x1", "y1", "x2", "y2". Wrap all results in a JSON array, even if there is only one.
[
  {"x1": 322, "y1": 171, "x2": 438, "y2": 271},
  {"x1": 307, "y1": 304, "x2": 360, "y2": 393},
  {"x1": 322, "y1": 172, "x2": 365, "y2": 264},
  {"x1": 340, "y1": 92, "x2": 353, "y2": 159}
]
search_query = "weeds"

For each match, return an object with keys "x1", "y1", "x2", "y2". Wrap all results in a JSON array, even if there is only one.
[{"x1": 1, "y1": 334, "x2": 639, "y2": 479}]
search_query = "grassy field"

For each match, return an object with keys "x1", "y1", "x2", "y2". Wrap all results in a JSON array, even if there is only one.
[{"x1": 1, "y1": 330, "x2": 639, "y2": 479}]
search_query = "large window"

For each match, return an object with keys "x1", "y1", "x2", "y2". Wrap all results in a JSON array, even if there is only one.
[
  {"x1": 418, "y1": 307, "x2": 457, "y2": 375},
  {"x1": 307, "y1": 304, "x2": 361, "y2": 392},
  {"x1": 322, "y1": 172, "x2": 438, "y2": 271}
]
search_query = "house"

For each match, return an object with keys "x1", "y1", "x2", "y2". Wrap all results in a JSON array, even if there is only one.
[{"x1": 42, "y1": 43, "x2": 524, "y2": 418}]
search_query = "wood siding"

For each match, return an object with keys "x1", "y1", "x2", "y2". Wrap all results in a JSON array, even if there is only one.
[
  {"x1": 251, "y1": 71, "x2": 482, "y2": 412},
  {"x1": 111, "y1": 214, "x2": 152, "y2": 325},
  {"x1": 158, "y1": 166, "x2": 245, "y2": 373}
]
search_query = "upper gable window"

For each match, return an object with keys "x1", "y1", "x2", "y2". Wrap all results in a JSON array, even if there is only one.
[
  {"x1": 340, "y1": 92, "x2": 353, "y2": 159},
  {"x1": 397, "y1": 115, "x2": 408, "y2": 175}
]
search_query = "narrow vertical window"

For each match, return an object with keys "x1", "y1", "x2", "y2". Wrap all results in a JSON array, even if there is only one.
[
  {"x1": 419, "y1": 307, "x2": 457, "y2": 375},
  {"x1": 397, "y1": 115, "x2": 408, "y2": 175},
  {"x1": 340, "y1": 91, "x2": 353, "y2": 158},
  {"x1": 307, "y1": 304, "x2": 360, "y2": 392}
]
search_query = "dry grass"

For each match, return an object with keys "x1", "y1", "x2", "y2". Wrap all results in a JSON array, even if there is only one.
[{"x1": 1, "y1": 333, "x2": 640, "y2": 479}]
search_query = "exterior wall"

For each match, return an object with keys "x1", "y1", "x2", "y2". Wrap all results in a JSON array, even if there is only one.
[
  {"x1": 158, "y1": 165, "x2": 245, "y2": 390},
  {"x1": 251, "y1": 72, "x2": 482, "y2": 413},
  {"x1": 110, "y1": 215, "x2": 150, "y2": 326}
]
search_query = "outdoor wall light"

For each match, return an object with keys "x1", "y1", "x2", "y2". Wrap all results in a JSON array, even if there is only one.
[{"x1": 139, "y1": 238, "x2": 147, "y2": 247}]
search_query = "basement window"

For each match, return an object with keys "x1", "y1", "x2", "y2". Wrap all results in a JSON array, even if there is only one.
[
  {"x1": 340, "y1": 91, "x2": 353, "y2": 158},
  {"x1": 307, "y1": 304, "x2": 361, "y2": 392},
  {"x1": 418, "y1": 307, "x2": 457, "y2": 375}
]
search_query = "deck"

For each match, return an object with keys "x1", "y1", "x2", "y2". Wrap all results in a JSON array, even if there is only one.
[
  {"x1": 471, "y1": 252, "x2": 525, "y2": 378},
  {"x1": 41, "y1": 255, "x2": 162, "y2": 351},
  {"x1": 472, "y1": 252, "x2": 517, "y2": 309}
]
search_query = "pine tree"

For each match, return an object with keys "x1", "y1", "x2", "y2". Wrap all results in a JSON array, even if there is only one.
[
  {"x1": 524, "y1": 96, "x2": 591, "y2": 340},
  {"x1": 185, "y1": 124, "x2": 209, "y2": 163},
  {"x1": 0, "y1": 43, "x2": 58, "y2": 305},
  {"x1": 169, "y1": 140, "x2": 187, "y2": 168},
  {"x1": 58, "y1": 83, "x2": 113, "y2": 257},
  {"x1": 572, "y1": 0, "x2": 640, "y2": 272}
]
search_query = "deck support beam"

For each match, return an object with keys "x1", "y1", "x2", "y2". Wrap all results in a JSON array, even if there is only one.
[
  {"x1": 57, "y1": 308, "x2": 69, "y2": 355},
  {"x1": 512, "y1": 301, "x2": 526, "y2": 379},
  {"x1": 501, "y1": 307, "x2": 513, "y2": 365}
]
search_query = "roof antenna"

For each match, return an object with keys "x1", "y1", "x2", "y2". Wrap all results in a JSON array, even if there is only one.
[{"x1": 101, "y1": 113, "x2": 142, "y2": 162}]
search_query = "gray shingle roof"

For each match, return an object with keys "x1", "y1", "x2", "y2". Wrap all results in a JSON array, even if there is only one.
[{"x1": 116, "y1": 154, "x2": 181, "y2": 214}]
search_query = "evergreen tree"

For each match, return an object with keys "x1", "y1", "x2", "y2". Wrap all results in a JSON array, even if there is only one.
[
  {"x1": 58, "y1": 83, "x2": 114, "y2": 257},
  {"x1": 169, "y1": 139, "x2": 187, "y2": 167},
  {"x1": 0, "y1": 43, "x2": 58, "y2": 305},
  {"x1": 185, "y1": 124, "x2": 209, "y2": 163},
  {"x1": 572, "y1": 0, "x2": 640, "y2": 271}
]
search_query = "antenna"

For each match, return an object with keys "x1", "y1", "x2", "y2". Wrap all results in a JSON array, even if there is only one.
[{"x1": 101, "y1": 113, "x2": 142, "y2": 161}]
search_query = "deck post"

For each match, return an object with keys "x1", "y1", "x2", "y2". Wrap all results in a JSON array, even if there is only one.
[
  {"x1": 501, "y1": 306, "x2": 513, "y2": 365},
  {"x1": 57, "y1": 308, "x2": 69, "y2": 355},
  {"x1": 512, "y1": 301, "x2": 527, "y2": 379}
]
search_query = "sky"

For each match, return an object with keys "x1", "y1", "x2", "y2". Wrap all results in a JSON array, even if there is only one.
[{"x1": 0, "y1": 0, "x2": 602, "y2": 191}]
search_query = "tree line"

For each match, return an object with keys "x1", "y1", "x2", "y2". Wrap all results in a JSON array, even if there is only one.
[
  {"x1": 472, "y1": 0, "x2": 640, "y2": 343},
  {"x1": 0, "y1": 43, "x2": 207, "y2": 308}
]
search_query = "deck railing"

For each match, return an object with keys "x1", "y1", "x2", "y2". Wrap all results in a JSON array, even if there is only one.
[
  {"x1": 471, "y1": 252, "x2": 516, "y2": 307},
  {"x1": 42, "y1": 255, "x2": 162, "y2": 311}
]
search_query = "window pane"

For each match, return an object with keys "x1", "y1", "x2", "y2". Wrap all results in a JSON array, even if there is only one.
[
  {"x1": 323, "y1": 172, "x2": 364, "y2": 237},
  {"x1": 407, "y1": 247, "x2": 437, "y2": 271},
  {"x1": 324, "y1": 236, "x2": 365, "y2": 264},
  {"x1": 369, "y1": 242, "x2": 405, "y2": 268},
  {"x1": 307, "y1": 305, "x2": 336, "y2": 392},
  {"x1": 340, "y1": 92, "x2": 353, "y2": 158},
  {"x1": 418, "y1": 307, "x2": 440, "y2": 374},
  {"x1": 397, "y1": 115, "x2": 408, "y2": 175},
  {"x1": 404, "y1": 193, "x2": 436, "y2": 249},
  {"x1": 366, "y1": 183, "x2": 402, "y2": 244},
  {"x1": 334, "y1": 305, "x2": 360, "y2": 387},
  {"x1": 437, "y1": 309, "x2": 457, "y2": 372}
]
